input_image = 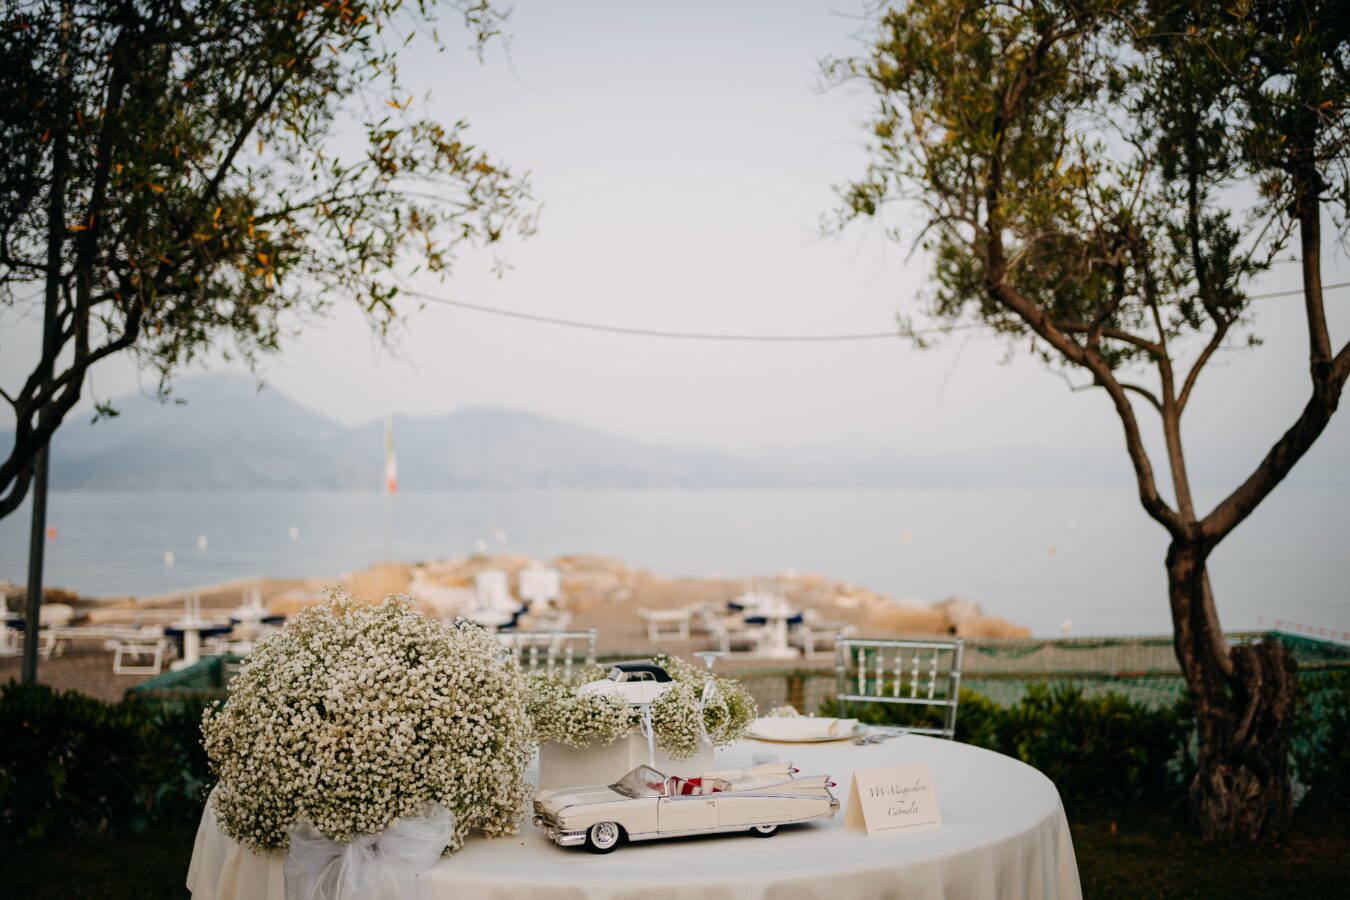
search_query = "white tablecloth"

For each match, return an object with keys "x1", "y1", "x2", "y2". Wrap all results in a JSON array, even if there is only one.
[{"x1": 187, "y1": 735, "x2": 1081, "y2": 900}]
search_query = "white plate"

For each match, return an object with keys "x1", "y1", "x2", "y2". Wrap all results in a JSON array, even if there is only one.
[{"x1": 745, "y1": 718, "x2": 864, "y2": 743}]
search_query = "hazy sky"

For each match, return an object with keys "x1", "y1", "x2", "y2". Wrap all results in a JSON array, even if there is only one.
[{"x1": 3, "y1": 0, "x2": 1348, "y2": 492}]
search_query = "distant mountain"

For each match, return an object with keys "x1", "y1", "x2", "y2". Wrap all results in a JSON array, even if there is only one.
[
  {"x1": 5, "y1": 372, "x2": 1341, "y2": 490},
  {"x1": 24, "y1": 375, "x2": 779, "y2": 491},
  {"x1": 39, "y1": 376, "x2": 367, "y2": 490}
]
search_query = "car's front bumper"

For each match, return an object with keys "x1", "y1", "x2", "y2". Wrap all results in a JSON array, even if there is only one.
[{"x1": 533, "y1": 814, "x2": 587, "y2": 847}]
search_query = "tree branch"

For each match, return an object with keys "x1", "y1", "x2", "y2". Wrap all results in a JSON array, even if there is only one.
[
  {"x1": 1059, "y1": 320, "x2": 1161, "y2": 355},
  {"x1": 0, "y1": 300, "x2": 144, "y2": 502},
  {"x1": 1119, "y1": 380, "x2": 1163, "y2": 412},
  {"x1": 980, "y1": 23, "x2": 1181, "y2": 537},
  {"x1": 1202, "y1": 341, "x2": 1350, "y2": 541},
  {"x1": 1177, "y1": 321, "x2": 1229, "y2": 412}
]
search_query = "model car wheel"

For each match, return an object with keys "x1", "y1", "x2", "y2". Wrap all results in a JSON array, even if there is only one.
[
  {"x1": 585, "y1": 821, "x2": 623, "y2": 853},
  {"x1": 750, "y1": 823, "x2": 778, "y2": 837}
]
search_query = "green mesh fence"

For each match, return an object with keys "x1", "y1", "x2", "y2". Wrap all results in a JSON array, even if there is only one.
[
  {"x1": 956, "y1": 630, "x2": 1350, "y2": 709},
  {"x1": 719, "y1": 631, "x2": 1349, "y2": 714},
  {"x1": 127, "y1": 654, "x2": 242, "y2": 706},
  {"x1": 131, "y1": 631, "x2": 1349, "y2": 712}
]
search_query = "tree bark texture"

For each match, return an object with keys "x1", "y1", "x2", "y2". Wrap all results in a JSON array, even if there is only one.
[{"x1": 1167, "y1": 541, "x2": 1297, "y2": 842}]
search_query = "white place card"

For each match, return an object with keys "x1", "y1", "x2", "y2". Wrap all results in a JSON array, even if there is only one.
[{"x1": 844, "y1": 763, "x2": 942, "y2": 836}]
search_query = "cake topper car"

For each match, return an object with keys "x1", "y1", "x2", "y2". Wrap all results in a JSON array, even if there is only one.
[
  {"x1": 532, "y1": 762, "x2": 839, "y2": 853},
  {"x1": 577, "y1": 661, "x2": 674, "y2": 705}
]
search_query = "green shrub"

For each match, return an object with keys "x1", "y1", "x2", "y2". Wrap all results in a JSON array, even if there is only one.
[
  {"x1": 0, "y1": 680, "x2": 212, "y2": 841},
  {"x1": 992, "y1": 684, "x2": 1190, "y2": 818},
  {"x1": 1293, "y1": 670, "x2": 1350, "y2": 826},
  {"x1": 824, "y1": 683, "x2": 1191, "y2": 819}
]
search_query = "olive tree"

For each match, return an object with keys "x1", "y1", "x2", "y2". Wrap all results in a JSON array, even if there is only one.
[
  {"x1": 830, "y1": 0, "x2": 1348, "y2": 840},
  {"x1": 0, "y1": 0, "x2": 534, "y2": 520}
]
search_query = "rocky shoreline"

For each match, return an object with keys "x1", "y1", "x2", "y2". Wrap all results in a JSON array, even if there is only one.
[{"x1": 2, "y1": 555, "x2": 1028, "y2": 701}]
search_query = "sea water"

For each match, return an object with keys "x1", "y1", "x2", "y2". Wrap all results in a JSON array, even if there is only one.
[{"x1": 0, "y1": 487, "x2": 1345, "y2": 637}]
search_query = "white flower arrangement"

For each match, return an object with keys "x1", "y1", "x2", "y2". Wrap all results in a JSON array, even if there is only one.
[
  {"x1": 525, "y1": 654, "x2": 757, "y2": 760},
  {"x1": 201, "y1": 592, "x2": 533, "y2": 855}
]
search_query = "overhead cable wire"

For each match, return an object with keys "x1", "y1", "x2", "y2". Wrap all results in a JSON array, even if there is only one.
[{"x1": 402, "y1": 281, "x2": 1348, "y2": 344}]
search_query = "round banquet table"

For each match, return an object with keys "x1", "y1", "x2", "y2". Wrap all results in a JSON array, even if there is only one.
[{"x1": 187, "y1": 734, "x2": 1081, "y2": 900}]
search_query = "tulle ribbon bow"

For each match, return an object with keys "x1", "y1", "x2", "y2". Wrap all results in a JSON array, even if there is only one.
[{"x1": 284, "y1": 804, "x2": 455, "y2": 900}]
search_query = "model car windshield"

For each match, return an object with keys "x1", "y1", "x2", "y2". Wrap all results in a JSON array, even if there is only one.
[
  {"x1": 609, "y1": 765, "x2": 667, "y2": 799},
  {"x1": 608, "y1": 667, "x2": 656, "y2": 682}
]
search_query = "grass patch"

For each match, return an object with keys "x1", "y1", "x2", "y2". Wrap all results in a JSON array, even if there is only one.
[
  {"x1": 1074, "y1": 817, "x2": 1350, "y2": 899},
  {"x1": 0, "y1": 825, "x2": 196, "y2": 900},
  {"x1": 1, "y1": 817, "x2": 1345, "y2": 898}
]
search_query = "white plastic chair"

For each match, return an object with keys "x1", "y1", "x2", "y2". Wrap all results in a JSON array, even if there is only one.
[
  {"x1": 791, "y1": 610, "x2": 855, "y2": 659},
  {"x1": 638, "y1": 608, "x2": 691, "y2": 642},
  {"x1": 204, "y1": 636, "x2": 256, "y2": 657},
  {"x1": 0, "y1": 619, "x2": 17, "y2": 658},
  {"x1": 474, "y1": 570, "x2": 519, "y2": 612},
  {"x1": 113, "y1": 638, "x2": 168, "y2": 675},
  {"x1": 518, "y1": 567, "x2": 562, "y2": 608},
  {"x1": 712, "y1": 616, "x2": 770, "y2": 655}
]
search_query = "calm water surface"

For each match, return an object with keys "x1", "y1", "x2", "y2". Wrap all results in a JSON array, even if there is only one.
[{"x1": 1, "y1": 487, "x2": 1345, "y2": 637}]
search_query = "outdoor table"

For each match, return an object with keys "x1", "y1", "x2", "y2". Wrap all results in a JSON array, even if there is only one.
[
  {"x1": 166, "y1": 620, "x2": 233, "y2": 670},
  {"x1": 743, "y1": 609, "x2": 805, "y2": 660},
  {"x1": 187, "y1": 734, "x2": 1081, "y2": 900}
]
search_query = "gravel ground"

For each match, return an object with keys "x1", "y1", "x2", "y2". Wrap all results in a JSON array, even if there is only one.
[{"x1": 0, "y1": 645, "x2": 160, "y2": 703}]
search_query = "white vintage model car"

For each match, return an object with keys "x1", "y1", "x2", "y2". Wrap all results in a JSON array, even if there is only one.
[
  {"x1": 532, "y1": 762, "x2": 840, "y2": 853},
  {"x1": 577, "y1": 661, "x2": 674, "y2": 705}
]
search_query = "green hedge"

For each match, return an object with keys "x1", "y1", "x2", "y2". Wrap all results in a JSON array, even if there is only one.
[
  {"x1": 827, "y1": 679, "x2": 1348, "y2": 825},
  {"x1": 2, "y1": 674, "x2": 1343, "y2": 843},
  {"x1": 1293, "y1": 671, "x2": 1350, "y2": 826},
  {"x1": 0, "y1": 680, "x2": 212, "y2": 842},
  {"x1": 825, "y1": 684, "x2": 1192, "y2": 818}
]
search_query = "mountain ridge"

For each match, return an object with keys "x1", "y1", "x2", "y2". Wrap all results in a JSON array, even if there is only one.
[{"x1": 4, "y1": 372, "x2": 1341, "y2": 490}]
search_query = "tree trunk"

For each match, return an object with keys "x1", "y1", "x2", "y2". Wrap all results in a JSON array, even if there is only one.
[{"x1": 1167, "y1": 540, "x2": 1297, "y2": 842}]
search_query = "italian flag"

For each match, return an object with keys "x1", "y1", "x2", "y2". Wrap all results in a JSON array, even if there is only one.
[{"x1": 384, "y1": 414, "x2": 398, "y2": 494}]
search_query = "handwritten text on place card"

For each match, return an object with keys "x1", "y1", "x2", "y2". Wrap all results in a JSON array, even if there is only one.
[{"x1": 844, "y1": 763, "x2": 942, "y2": 836}]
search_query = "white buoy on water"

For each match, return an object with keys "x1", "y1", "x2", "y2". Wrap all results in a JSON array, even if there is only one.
[
  {"x1": 197, "y1": 535, "x2": 208, "y2": 551},
  {"x1": 163, "y1": 550, "x2": 176, "y2": 567},
  {"x1": 288, "y1": 525, "x2": 300, "y2": 541}
]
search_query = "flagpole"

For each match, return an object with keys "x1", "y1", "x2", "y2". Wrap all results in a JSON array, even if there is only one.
[{"x1": 383, "y1": 413, "x2": 396, "y2": 562}]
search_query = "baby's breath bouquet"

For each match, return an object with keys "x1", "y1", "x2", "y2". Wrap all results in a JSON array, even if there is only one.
[
  {"x1": 202, "y1": 593, "x2": 533, "y2": 855},
  {"x1": 525, "y1": 653, "x2": 757, "y2": 761}
]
